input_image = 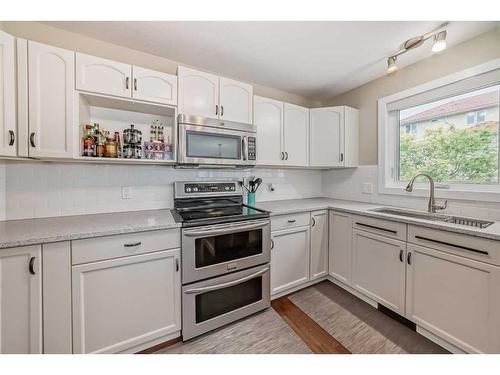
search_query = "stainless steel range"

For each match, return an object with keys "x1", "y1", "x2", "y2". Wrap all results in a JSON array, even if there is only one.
[{"x1": 172, "y1": 181, "x2": 271, "y2": 340}]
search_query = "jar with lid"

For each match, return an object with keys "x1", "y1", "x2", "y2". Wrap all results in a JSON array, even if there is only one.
[{"x1": 105, "y1": 137, "x2": 118, "y2": 158}]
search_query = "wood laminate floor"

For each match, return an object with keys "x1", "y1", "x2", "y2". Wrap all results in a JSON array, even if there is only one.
[{"x1": 156, "y1": 281, "x2": 448, "y2": 354}]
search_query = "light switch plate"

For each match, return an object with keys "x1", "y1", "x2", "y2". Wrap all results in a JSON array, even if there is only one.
[
  {"x1": 121, "y1": 186, "x2": 133, "y2": 199},
  {"x1": 362, "y1": 183, "x2": 373, "y2": 194}
]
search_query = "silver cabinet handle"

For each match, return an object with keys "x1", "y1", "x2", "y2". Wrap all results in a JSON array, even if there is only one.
[
  {"x1": 407, "y1": 252, "x2": 412, "y2": 265},
  {"x1": 280, "y1": 152, "x2": 284, "y2": 160},
  {"x1": 414, "y1": 235, "x2": 488, "y2": 255},
  {"x1": 185, "y1": 267, "x2": 269, "y2": 295},
  {"x1": 311, "y1": 217, "x2": 316, "y2": 227},
  {"x1": 30, "y1": 132, "x2": 36, "y2": 148},
  {"x1": 134, "y1": 78, "x2": 137, "y2": 91},
  {"x1": 399, "y1": 249, "x2": 404, "y2": 263},
  {"x1": 355, "y1": 222, "x2": 397, "y2": 234},
  {"x1": 215, "y1": 105, "x2": 219, "y2": 115},
  {"x1": 270, "y1": 239, "x2": 274, "y2": 249},
  {"x1": 221, "y1": 105, "x2": 224, "y2": 117},
  {"x1": 285, "y1": 152, "x2": 289, "y2": 160},
  {"x1": 29, "y1": 257, "x2": 36, "y2": 275},
  {"x1": 126, "y1": 77, "x2": 130, "y2": 89},
  {"x1": 184, "y1": 221, "x2": 268, "y2": 237},
  {"x1": 9, "y1": 130, "x2": 15, "y2": 146},
  {"x1": 340, "y1": 153, "x2": 344, "y2": 162},
  {"x1": 124, "y1": 241, "x2": 142, "y2": 248}
]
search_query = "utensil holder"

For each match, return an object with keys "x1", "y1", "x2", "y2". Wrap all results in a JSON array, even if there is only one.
[{"x1": 247, "y1": 192, "x2": 256, "y2": 206}]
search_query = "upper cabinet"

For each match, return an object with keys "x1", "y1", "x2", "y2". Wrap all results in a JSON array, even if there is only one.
[
  {"x1": 28, "y1": 41, "x2": 74, "y2": 159},
  {"x1": 0, "y1": 30, "x2": 16, "y2": 157},
  {"x1": 310, "y1": 106, "x2": 359, "y2": 168},
  {"x1": 253, "y1": 96, "x2": 309, "y2": 167},
  {"x1": 178, "y1": 66, "x2": 253, "y2": 124},
  {"x1": 76, "y1": 53, "x2": 177, "y2": 106}
]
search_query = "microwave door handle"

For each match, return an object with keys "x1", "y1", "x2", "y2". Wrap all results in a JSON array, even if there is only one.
[
  {"x1": 183, "y1": 221, "x2": 269, "y2": 237},
  {"x1": 242, "y1": 136, "x2": 247, "y2": 161},
  {"x1": 184, "y1": 267, "x2": 269, "y2": 295}
]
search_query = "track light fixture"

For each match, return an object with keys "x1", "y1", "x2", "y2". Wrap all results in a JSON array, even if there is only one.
[{"x1": 386, "y1": 24, "x2": 448, "y2": 75}]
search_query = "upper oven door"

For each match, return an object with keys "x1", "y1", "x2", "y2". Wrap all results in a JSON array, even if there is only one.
[
  {"x1": 178, "y1": 123, "x2": 256, "y2": 166},
  {"x1": 182, "y1": 219, "x2": 271, "y2": 284}
]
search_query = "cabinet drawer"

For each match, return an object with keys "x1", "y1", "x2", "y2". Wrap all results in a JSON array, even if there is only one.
[
  {"x1": 271, "y1": 212, "x2": 310, "y2": 231},
  {"x1": 72, "y1": 229, "x2": 181, "y2": 265},
  {"x1": 353, "y1": 215, "x2": 406, "y2": 241},
  {"x1": 408, "y1": 225, "x2": 500, "y2": 267}
]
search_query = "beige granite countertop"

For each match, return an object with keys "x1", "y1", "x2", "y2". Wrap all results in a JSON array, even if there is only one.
[
  {"x1": 0, "y1": 209, "x2": 180, "y2": 249},
  {"x1": 255, "y1": 197, "x2": 500, "y2": 241}
]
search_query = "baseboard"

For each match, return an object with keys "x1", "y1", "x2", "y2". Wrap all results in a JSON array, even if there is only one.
[
  {"x1": 271, "y1": 277, "x2": 328, "y2": 300},
  {"x1": 416, "y1": 326, "x2": 465, "y2": 354},
  {"x1": 326, "y1": 276, "x2": 378, "y2": 308},
  {"x1": 121, "y1": 331, "x2": 181, "y2": 354}
]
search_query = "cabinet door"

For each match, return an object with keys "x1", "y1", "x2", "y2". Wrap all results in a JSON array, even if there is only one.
[
  {"x1": 132, "y1": 66, "x2": 177, "y2": 105},
  {"x1": 28, "y1": 41, "x2": 74, "y2": 158},
  {"x1": 72, "y1": 249, "x2": 181, "y2": 354},
  {"x1": 219, "y1": 77, "x2": 253, "y2": 123},
  {"x1": 253, "y1": 96, "x2": 284, "y2": 166},
  {"x1": 271, "y1": 226, "x2": 310, "y2": 295},
  {"x1": 309, "y1": 107, "x2": 344, "y2": 167},
  {"x1": 178, "y1": 66, "x2": 219, "y2": 119},
  {"x1": 0, "y1": 245, "x2": 42, "y2": 354},
  {"x1": 76, "y1": 53, "x2": 132, "y2": 98},
  {"x1": 310, "y1": 210, "x2": 328, "y2": 280},
  {"x1": 0, "y1": 31, "x2": 16, "y2": 157},
  {"x1": 352, "y1": 229, "x2": 406, "y2": 314},
  {"x1": 406, "y1": 244, "x2": 500, "y2": 353},
  {"x1": 329, "y1": 211, "x2": 352, "y2": 284},
  {"x1": 283, "y1": 103, "x2": 308, "y2": 166}
]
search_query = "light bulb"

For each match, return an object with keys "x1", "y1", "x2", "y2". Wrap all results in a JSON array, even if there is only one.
[
  {"x1": 432, "y1": 31, "x2": 447, "y2": 53},
  {"x1": 387, "y1": 56, "x2": 398, "y2": 74}
]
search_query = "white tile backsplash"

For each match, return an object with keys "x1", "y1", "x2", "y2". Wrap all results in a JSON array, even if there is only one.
[
  {"x1": 322, "y1": 165, "x2": 500, "y2": 221},
  {"x1": 0, "y1": 161, "x2": 323, "y2": 221}
]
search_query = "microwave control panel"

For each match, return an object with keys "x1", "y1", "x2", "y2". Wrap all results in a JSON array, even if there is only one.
[{"x1": 247, "y1": 137, "x2": 256, "y2": 160}]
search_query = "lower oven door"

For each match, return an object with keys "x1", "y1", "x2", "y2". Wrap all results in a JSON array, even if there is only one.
[
  {"x1": 182, "y1": 219, "x2": 271, "y2": 284},
  {"x1": 182, "y1": 264, "x2": 270, "y2": 340}
]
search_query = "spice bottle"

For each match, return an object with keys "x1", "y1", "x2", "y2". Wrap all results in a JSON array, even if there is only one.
[
  {"x1": 82, "y1": 124, "x2": 96, "y2": 157},
  {"x1": 105, "y1": 137, "x2": 117, "y2": 158}
]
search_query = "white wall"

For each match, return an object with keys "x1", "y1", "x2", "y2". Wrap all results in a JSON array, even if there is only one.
[
  {"x1": 1, "y1": 161, "x2": 322, "y2": 220},
  {"x1": 322, "y1": 165, "x2": 500, "y2": 221}
]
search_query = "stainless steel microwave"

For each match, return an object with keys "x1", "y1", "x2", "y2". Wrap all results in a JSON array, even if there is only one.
[{"x1": 178, "y1": 114, "x2": 257, "y2": 168}]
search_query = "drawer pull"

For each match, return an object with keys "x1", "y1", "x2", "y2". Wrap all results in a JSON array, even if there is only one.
[
  {"x1": 355, "y1": 222, "x2": 397, "y2": 234},
  {"x1": 29, "y1": 257, "x2": 36, "y2": 275},
  {"x1": 414, "y1": 235, "x2": 488, "y2": 255},
  {"x1": 287, "y1": 219, "x2": 296, "y2": 223},
  {"x1": 124, "y1": 241, "x2": 142, "y2": 248},
  {"x1": 399, "y1": 249, "x2": 404, "y2": 262}
]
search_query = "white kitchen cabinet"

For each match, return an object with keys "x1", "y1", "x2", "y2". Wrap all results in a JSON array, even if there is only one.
[
  {"x1": 406, "y1": 244, "x2": 500, "y2": 353},
  {"x1": 351, "y1": 229, "x2": 406, "y2": 314},
  {"x1": 28, "y1": 41, "x2": 74, "y2": 158},
  {"x1": 72, "y1": 248, "x2": 181, "y2": 354},
  {"x1": 271, "y1": 226, "x2": 310, "y2": 295},
  {"x1": 76, "y1": 53, "x2": 132, "y2": 98},
  {"x1": 328, "y1": 211, "x2": 352, "y2": 284},
  {"x1": 0, "y1": 245, "x2": 42, "y2": 354},
  {"x1": 253, "y1": 95, "x2": 284, "y2": 166},
  {"x1": 0, "y1": 30, "x2": 16, "y2": 157},
  {"x1": 219, "y1": 77, "x2": 253, "y2": 123},
  {"x1": 132, "y1": 66, "x2": 177, "y2": 105},
  {"x1": 309, "y1": 106, "x2": 359, "y2": 168},
  {"x1": 310, "y1": 210, "x2": 328, "y2": 280},
  {"x1": 283, "y1": 103, "x2": 309, "y2": 166},
  {"x1": 178, "y1": 66, "x2": 220, "y2": 119}
]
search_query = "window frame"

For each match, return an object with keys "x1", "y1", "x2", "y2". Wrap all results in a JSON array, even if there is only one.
[{"x1": 378, "y1": 58, "x2": 500, "y2": 202}]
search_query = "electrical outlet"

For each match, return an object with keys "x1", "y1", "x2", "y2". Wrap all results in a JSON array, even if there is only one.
[
  {"x1": 361, "y1": 183, "x2": 373, "y2": 194},
  {"x1": 121, "y1": 186, "x2": 133, "y2": 199}
]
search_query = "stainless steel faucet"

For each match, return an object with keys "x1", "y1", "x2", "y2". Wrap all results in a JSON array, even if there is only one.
[{"x1": 405, "y1": 173, "x2": 448, "y2": 213}]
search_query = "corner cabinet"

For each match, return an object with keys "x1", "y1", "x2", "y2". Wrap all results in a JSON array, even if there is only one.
[
  {"x1": 309, "y1": 106, "x2": 359, "y2": 168},
  {"x1": 0, "y1": 245, "x2": 43, "y2": 354},
  {"x1": 72, "y1": 248, "x2": 181, "y2": 354},
  {"x1": 310, "y1": 210, "x2": 328, "y2": 280},
  {"x1": 328, "y1": 211, "x2": 352, "y2": 284},
  {"x1": 0, "y1": 30, "x2": 16, "y2": 157},
  {"x1": 28, "y1": 41, "x2": 74, "y2": 158},
  {"x1": 178, "y1": 66, "x2": 252, "y2": 123}
]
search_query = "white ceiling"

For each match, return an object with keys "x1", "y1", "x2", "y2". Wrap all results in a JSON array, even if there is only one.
[{"x1": 45, "y1": 21, "x2": 499, "y2": 101}]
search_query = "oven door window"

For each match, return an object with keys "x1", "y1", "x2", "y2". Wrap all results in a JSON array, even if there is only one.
[
  {"x1": 186, "y1": 131, "x2": 241, "y2": 160},
  {"x1": 196, "y1": 276, "x2": 263, "y2": 323},
  {"x1": 195, "y1": 229, "x2": 263, "y2": 268}
]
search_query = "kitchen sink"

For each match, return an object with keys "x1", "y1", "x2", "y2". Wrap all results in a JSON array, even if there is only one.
[{"x1": 370, "y1": 207, "x2": 494, "y2": 229}]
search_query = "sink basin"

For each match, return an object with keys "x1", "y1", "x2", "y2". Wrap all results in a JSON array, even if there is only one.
[{"x1": 370, "y1": 207, "x2": 494, "y2": 229}]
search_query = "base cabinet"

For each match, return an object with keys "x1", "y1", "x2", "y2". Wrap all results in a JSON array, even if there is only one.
[
  {"x1": 0, "y1": 245, "x2": 42, "y2": 354},
  {"x1": 310, "y1": 210, "x2": 328, "y2": 280},
  {"x1": 406, "y1": 244, "x2": 500, "y2": 353},
  {"x1": 271, "y1": 226, "x2": 310, "y2": 296},
  {"x1": 351, "y1": 229, "x2": 406, "y2": 314},
  {"x1": 328, "y1": 211, "x2": 352, "y2": 284},
  {"x1": 72, "y1": 249, "x2": 181, "y2": 354}
]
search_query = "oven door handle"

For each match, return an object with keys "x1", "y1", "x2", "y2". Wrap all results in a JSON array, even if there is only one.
[
  {"x1": 183, "y1": 221, "x2": 269, "y2": 237},
  {"x1": 184, "y1": 267, "x2": 269, "y2": 295}
]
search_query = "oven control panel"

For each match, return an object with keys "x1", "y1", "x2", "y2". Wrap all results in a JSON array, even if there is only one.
[{"x1": 184, "y1": 182, "x2": 237, "y2": 194}]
